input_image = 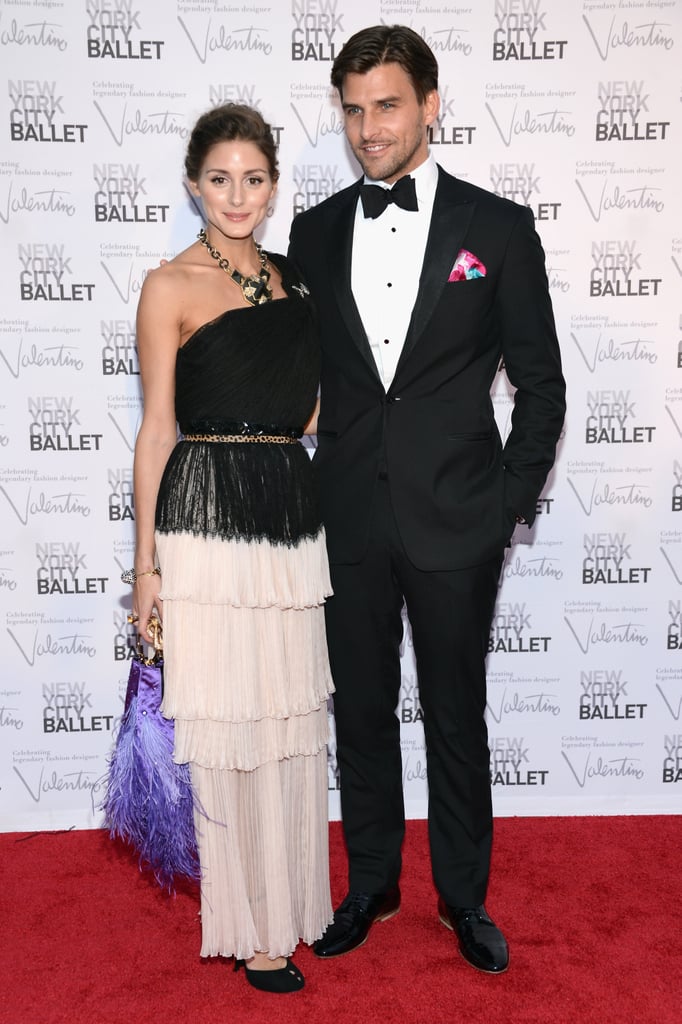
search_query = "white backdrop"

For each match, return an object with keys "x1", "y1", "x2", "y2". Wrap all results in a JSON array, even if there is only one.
[{"x1": 1, "y1": 0, "x2": 681, "y2": 831}]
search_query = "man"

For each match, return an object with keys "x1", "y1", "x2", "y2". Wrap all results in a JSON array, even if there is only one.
[{"x1": 288, "y1": 25, "x2": 565, "y2": 974}]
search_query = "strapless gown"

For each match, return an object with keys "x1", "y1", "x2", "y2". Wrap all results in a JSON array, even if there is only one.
[{"x1": 154, "y1": 254, "x2": 333, "y2": 960}]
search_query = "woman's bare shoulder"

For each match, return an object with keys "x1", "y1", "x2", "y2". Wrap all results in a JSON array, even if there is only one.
[{"x1": 140, "y1": 243, "x2": 205, "y2": 299}]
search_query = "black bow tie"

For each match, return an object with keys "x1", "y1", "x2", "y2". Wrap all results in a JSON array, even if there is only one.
[{"x1": 360, "y1": 175, "x2": 418, "y2": 219}]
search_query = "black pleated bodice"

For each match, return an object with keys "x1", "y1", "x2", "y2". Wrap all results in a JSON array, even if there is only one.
[{"x1": 155, "y1": 254, "x2": 321, "y2": 545}]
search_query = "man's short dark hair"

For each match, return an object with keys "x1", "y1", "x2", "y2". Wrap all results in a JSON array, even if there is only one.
[{"x1": 331, "y1": 24, "x2": 438, "y2": 104}]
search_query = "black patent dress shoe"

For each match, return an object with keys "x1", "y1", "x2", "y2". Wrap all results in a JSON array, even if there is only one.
[
  {"x1": 313, "y1": 887, "x2": 401, "y2": 958},
  {"x1": 438, "y1": 897, "x2": 509, "y2": 974}
]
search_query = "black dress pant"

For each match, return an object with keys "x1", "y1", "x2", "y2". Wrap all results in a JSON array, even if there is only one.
[{"x1": 325, "y1": 478, "x2": 502, "y2": 907}]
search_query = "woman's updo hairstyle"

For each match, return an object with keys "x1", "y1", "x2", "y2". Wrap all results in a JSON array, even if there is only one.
[{"x1": 184, "y1": 103, "x2": 279, "y2": 183}]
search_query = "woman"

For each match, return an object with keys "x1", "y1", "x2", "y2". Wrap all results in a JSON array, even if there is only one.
[{"x1": 128, "y1": 103, "x2": 333, "y2": 993}]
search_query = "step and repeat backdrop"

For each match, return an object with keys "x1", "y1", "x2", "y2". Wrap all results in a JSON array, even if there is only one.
[{"x1": 1, "y1": 0, "x2": 680, "y2": 831}]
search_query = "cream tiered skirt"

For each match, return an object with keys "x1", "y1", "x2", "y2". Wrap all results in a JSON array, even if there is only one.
[{"x1": 155, "y1": 529, "x2": 334, "y2": 960}]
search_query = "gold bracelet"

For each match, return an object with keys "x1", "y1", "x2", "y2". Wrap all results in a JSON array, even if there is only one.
[{"x1": 121, "y1": 567, "x2": 161, "y2": 585}]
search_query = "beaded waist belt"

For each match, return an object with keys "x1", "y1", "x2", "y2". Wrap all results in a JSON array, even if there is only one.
[
  {"x1": 181, "y1": 420, "x2": 301, "y2": 445},
  {"x1": 184, "y1": 432, "x2": 298, "y2": 444}
]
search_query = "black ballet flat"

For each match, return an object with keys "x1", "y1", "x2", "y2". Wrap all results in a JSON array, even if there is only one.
[{"x1": 234, "y1": 957, "x2": 305, "y2": 993}]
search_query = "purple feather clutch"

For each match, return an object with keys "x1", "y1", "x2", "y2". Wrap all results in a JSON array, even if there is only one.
[{"x1": 103, "y1": 646, "x2": 200, "y2": 890}]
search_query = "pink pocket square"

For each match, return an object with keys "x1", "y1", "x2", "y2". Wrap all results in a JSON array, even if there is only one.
[{"x1": 448, "y1": 249, "x2": 487, "y2": 282}]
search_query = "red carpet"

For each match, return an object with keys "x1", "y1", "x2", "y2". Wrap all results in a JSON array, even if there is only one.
[{"x1": 1, "y1": 817, "x2": 680, "y2": 1024}]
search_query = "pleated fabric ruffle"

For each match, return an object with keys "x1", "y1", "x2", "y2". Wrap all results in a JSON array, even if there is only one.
[
  {"x1": 156, "y1": 528, "x2": 332, "y2": 609},
  {"x1": 159, "y1": 601, "x2": 333, "y2": 728},
  {"x1": 155, "y1": 527, "x2": 334, "y2": 958},
  {"x1": 156, "y1": 530, "x2": 334, "y2": 749},
  {"x1": 191, "y1": 750, "x2": 333, "y2": 960},
  {"x1": 175, "y1": 703, "x2": 330, "y2": 771}
]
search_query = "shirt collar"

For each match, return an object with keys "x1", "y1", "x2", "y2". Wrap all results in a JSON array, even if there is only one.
[{"x1": 362, "y1": 153, "x2": 438, "y2": 207}]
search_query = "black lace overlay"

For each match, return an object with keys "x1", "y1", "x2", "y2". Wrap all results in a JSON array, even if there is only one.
[
  {"x1": 155, "y1": 254, "x2": 321, "y2": 546},
  {"x1": 156, "y1": 440, "x2": 320, "y2": 544}
]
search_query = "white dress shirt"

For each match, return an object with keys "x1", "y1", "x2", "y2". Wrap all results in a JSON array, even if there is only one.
[{"x1": 351, "y1": 154, "x2": 438, "y2": 389}]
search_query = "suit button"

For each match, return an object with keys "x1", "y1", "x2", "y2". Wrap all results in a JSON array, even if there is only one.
[{"x1": 386, "y1": 396, "x2": 401, "y2": 404}]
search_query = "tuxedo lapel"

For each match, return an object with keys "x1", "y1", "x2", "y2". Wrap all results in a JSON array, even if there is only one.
[
  {"x1": 325, "y1": 180, "x2": 382, "y2": 382},
  {"x1": 395, "y1": 169, "x2": 475, "y2": 376}
]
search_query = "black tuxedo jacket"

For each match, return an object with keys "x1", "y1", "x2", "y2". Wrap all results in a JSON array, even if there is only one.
[{"x1": 288, "y1": 166, "x2": 565, "y2": 571}]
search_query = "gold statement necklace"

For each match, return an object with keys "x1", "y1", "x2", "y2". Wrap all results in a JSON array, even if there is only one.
[{"x1": 198, "y1": 228, "x2": 273, "y2": 306}]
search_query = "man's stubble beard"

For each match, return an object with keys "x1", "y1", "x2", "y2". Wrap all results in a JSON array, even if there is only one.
[{"x1": 352, "y1": 122, "x2": 427, "y2": 183}]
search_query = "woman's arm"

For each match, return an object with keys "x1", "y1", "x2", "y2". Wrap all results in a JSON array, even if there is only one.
[
  {"x1": 131, "y1": 267, "x2": 182, "y2": 641},
  {"x1": 303, "y1": 396, "x2": 320, "y2": 436}
]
